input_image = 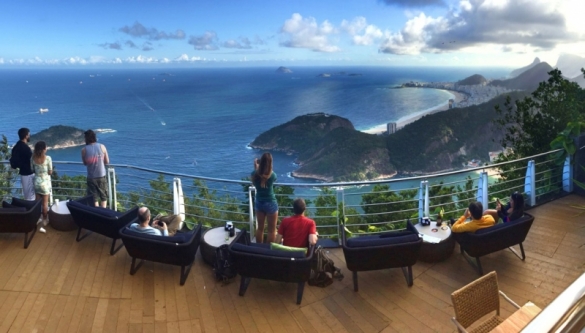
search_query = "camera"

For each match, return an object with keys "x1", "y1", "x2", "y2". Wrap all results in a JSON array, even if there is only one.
[
  {"x1": 157, "y1": 221, "x2": 165, "y2": 227},
  {"x1": 420, "y1": 217, "x2": 431, "y2": 226}
]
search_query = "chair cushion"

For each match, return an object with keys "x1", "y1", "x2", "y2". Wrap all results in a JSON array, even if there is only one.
[
  {"x1": 67, "y1": 200, "x2": 122, "y2": 219},
  {"x1": 0, "y1": 207, "x2": 27, "y2": 213},
  {"x1": 10, "y1": 198, "x2": 37, "y2": 210},
  {"x1": 122, "y1": 227, "x2": 189, "y2": 243},
  {"x1": 270, "y1": 242, "x2": 307, "y2": 254},
  {"x1": 2, "y1": 201, "x2": 16, "y2": 208},
  {"x1": 379, "y1": 230, "x2": 413, "y2": 238},
  {"x1": 346, "y1": 233, "x2": 420, "y2": 248},
  {"x1": 231, "y1": 242, "x2": 305, "y2": 258}
]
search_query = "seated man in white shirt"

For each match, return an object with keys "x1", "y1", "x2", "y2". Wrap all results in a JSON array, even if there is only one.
[{"x1": 129, "y1": 207, "x2": 168, "y2": 236}]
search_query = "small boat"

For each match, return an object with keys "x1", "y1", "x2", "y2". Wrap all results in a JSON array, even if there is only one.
[{"x1": 39, "y1": 108, "x2": 49, "y2": 113}]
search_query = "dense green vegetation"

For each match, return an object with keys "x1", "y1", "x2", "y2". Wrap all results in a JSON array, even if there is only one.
[{"x1": 387, "y1": 91, "x2": 529, "y2": 172}]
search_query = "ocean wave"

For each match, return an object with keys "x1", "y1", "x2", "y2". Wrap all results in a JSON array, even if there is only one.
[{"x1": 95, "y1": 128, "x2": 117, "y2": 133}]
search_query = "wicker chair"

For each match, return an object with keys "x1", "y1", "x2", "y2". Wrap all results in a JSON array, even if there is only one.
[{"x1": 451, "y1": 271, "x2": 520, "y2": 333}]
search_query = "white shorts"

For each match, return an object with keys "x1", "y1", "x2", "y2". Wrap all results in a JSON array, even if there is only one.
[{"x1": 21, "y1": 174, "x2": 36, "y2": 200}]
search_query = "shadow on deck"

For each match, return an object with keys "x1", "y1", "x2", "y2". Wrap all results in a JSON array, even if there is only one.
[{"x1": 0, "y1": 195, "x2": 583, "y2": 333}]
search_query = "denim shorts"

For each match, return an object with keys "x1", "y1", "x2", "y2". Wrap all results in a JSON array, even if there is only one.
[{"x1": 255, "y1": 200, "x2": 278, "y2": 214}]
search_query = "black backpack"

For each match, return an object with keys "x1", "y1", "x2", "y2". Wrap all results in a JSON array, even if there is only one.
[
  {"x1": 308, "y1": 246, "x2": 343, "y2": 287},
  {"x1": 213, "y1": 244, "x2": 237, "y2": 282}
]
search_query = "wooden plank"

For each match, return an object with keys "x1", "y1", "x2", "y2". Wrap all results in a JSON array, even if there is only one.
[
  {"x1": 102, "y1": 298, "x2": 121, "y2": 333},
  {"x1": 43, "y1": 294, "x2": 69, "y2": 333},
  {"x1": 76, "y1": 296, "x2": 100, "y2": 333},
  {"x1": 7, "y1": 292, "x2": 39, "y2": 333},
  {"x1": 90, "y1": 298, "x2": 109, "y2": 333},
  {"x1": 116, "y1": 299, "x2": 132, "y2": 333},
  {"x1": 0, "y1": 292, "x2": 29, "y2": 333}
]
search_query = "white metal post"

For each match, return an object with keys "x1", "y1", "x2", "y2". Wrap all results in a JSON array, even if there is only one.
[
  {"x1": 476, "y1": 171, "x2": 488, "y2": 210},
  {"x1": 424, "y1": 180, "x2": 429, "y2": 217},
  {"x1": 248, "y1": 186, "x2": 256, "y2": 242},
  {"x1": 563, "y1": 155, "x2": 573, "y2": 193},
  {"x1": 418, "y1": 181, "x2": 424, "y2": 220},
  {"x1": 525, "y1": 160, "x2": 536, "y2": 206},
  {"x1": 107, "y1": 167, "x2": 116, "y2": 211},
  {"x1": 173, "y1": 178, "x2": 185, "y2": 230},
  {"x1": 337, "y1": 187, "x2": 344, "y2": 245}
]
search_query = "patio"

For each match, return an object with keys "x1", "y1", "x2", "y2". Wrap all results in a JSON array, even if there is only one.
[{"x1": 0, "y1": 194, "x2": 583, "y2": 333}]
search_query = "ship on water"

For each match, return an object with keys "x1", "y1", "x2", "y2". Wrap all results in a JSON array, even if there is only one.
[{"x1": 39, "y1": 108, "x2": 49, "y2": 113}]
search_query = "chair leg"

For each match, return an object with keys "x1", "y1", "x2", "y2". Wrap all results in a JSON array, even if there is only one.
[
  {"x1": 23, "y1": 227, "x2": 37, "y2": 249},
  {"x1": 401, "y1": 266, "x2": 414, "y2": 287},
  {"x1": 76, "y1": 227, "x2": 92, "y2": 242},
  {"x1": 110, "y1": 238, "x2": 124, "y2": 255},
  {"x1": 353, "y1": 271, "x2": 358, "y2": 292},
  {"x1": 461, "y1": 250, "x2": 484, "y2": 275},
  {"x1": 239, "y1": 276, "x2": 251, "y2": 296},
  {"x1": 179, "y1": 264, "x2": 193, "y2": 286},
  {"x1": 130, "y1": 257, "x2": 144, "y2": 275},
  {"x1": 508, "y1": 243, "x2": 526, "y2": 260},
  {"x1": 296, "y1": 282, "x2": 305, "y2": 305}
]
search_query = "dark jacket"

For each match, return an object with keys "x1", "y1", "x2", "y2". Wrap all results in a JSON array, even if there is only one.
[{"x1": 10, "y1": 141, "x2": 33, "y2": 176}]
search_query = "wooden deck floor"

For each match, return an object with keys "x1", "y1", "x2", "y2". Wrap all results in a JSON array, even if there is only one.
[{"x1": 0, "y1": 195, "x2": 584, "y2": 333}]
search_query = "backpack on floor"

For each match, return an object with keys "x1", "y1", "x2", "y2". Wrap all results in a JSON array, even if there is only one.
[
  {"x1": 308, "y1": 246, "x2": 343, "y2": 288},
  {"x1": 213, "y1": 244, "x2": 237, "y2": 282}
]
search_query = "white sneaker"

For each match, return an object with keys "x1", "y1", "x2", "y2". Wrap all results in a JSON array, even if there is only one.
[
  {"x1": 39, "y1": 227, "x2": 46, "y2": 233},
  {"x1": 42, "y1": 218, "x2": 49, "y2": 227},
  {"x1": 37, "y1": 218, "x2": 43, "y2": 225}
]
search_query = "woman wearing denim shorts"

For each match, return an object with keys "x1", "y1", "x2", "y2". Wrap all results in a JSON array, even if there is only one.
[{"x1": 251, "y1": 153, "x2": 278, "y2": 243}]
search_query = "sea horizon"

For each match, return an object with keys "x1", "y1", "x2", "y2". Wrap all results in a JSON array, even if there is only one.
[{"x1": 0, "y1": 66, "x2": 511, "y2": 184}]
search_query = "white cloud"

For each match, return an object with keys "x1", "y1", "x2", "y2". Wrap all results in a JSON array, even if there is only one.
[
  {"x1": 341, "y1": 17, "x2": 384, "y2": 46},
  {"x1": 280, "y1": 13, "x2": 341, "y2": 53},
  {"x1": 379, "y1": 0, "x2": 580, "y2": 55},
  {"x1": 0, "y1": 58, "x2": 4, "y2": 64}
]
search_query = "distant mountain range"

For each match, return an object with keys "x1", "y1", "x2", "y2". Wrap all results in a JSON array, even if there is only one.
[
  {"x1": 457, "y1": 74, "x2": 487, "y2": 86},
  {"x1": 492, "y1": 62, "x2": 554, "y2": 91},
  {"x1": 509, "y1": 57, "x2": 541, "y2": 78}
]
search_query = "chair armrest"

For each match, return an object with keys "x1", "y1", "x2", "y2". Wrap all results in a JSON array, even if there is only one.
[
  {"x1": 499, "y1": 290, "x2": 521, "y2": 309},
  {"x1": 451, "y1": 317, "x2": 469, "y2": 333}
]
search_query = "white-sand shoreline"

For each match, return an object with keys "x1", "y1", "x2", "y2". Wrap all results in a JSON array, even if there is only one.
[{"x1": 362, "y1": 89, "x2": 468, "y2": 135}]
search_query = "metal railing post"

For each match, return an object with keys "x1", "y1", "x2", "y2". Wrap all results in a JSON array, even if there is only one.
[
  {"x1": 337, "y1": 187, "x2": 344, "y2": 245},
  {"x1": 107, "y1": 167, "x2": 116, "y2": 211},
  {"x1": 563, "y1": 155, "x2": 573, "y2": 193},
  {"x1": 525, "y1": 160, "x2": 536, "y2": 206},
  {"x1": 418, "y1": 181, "x2": 424, "y2": 220},
  {"x1": 424, "y1": 180, "x2": 429, "y2": 217},
  {"x1": 248, "y1": 185, "x2": 256, "y2": 240},
  {"x1": 173, "y1": 177, "x2": 185, "y2": 229},
  {"x1": 476, "y1": 171, "x2": 488, "y2": 209}
]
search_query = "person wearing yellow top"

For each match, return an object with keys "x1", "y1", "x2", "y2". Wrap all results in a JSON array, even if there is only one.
[{"x1": 451, "y1": 201, "x2": 495, "y2": 233}]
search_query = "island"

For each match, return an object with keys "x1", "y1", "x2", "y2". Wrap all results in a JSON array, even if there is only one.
[
  {"x1": 275, "y1": 66, "x2": 292, "y2": 73},
  {"x1": 29, "y1": 125, "x2": 86, "y2": 149},
  {"x1": 249, "y1": 113, "x2": 396, "y2": 181}
]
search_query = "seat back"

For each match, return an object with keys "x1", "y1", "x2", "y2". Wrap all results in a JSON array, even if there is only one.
[
  {"x1": 341, "y1": 220, "x2": 422, "y2": 272},
  {"x1": 228, "y1": 231, "x2": 314, "y2": 283},
  {"x1": 67, "y1": 196, "x2": 138, "y2": 239},
  {"x1": 451, "y1": 271, "x2": 500, "y2": 329},
  {"x1": 0, "y1": 199, "x2": 42, "y2": 233},
  {"x1": 120, "y1": 223, "x2": 202, "y2": 267},
  {"x1": 454, "y1": 213, "x2": 534, "y2": 258}
]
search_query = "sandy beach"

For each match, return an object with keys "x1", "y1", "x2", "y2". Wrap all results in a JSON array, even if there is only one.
[{"x1": 363, "y1": 89, "x2": 468, "y2": 135}]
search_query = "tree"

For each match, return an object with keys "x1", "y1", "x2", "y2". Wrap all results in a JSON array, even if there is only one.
[
  {"x1": 360, "y1": 185, "x2": 418, "y2": 232},
  {"x1": 494, "y1": 69, "x2": 585, "y2": 158},
  {"x1": 0, "y1": 135, "x2": 17, "y2": 199}
]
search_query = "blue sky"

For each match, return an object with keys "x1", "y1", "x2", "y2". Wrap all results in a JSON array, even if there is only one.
[{"x1": 0, "y1": 0, "x2": 583, "y2": 68}]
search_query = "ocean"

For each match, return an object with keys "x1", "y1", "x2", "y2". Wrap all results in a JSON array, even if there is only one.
[{"x1": 0, "y1": 66, "x2": 510, "y2": 184}]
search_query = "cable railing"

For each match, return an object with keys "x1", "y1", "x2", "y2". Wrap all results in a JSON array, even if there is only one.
[{"x1": 0, "y1": 148, "x2": 575, "y2": 245}]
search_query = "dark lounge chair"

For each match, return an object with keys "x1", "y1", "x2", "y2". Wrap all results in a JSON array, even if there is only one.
[
  {"x1": 341, "y1": 221, "x2": 423, "y2": 291},
  {"x1": 67, "y1": 196, "x2": 139, "y2": 255},
  {"x1": 451, "y1": 213, "x2": 535, "y2": 275},
  {"x1": 119, "y1": 223, "x2": 202, "y2": 286},
  {"x1": 228, "y1": 230, "x2": 315, "y2": 305},
  {"x1": 0, "y1": 198, "x2": 42, "y2": 248}
]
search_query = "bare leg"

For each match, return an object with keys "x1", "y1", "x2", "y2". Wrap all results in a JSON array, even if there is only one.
[
  {"x1": 255, "y1": 210, "x2": 266, "y2": 243},
  {"x1": 484, "y1": 209, "x2": 499, "y2": 222},
  {"x1": 36, "y1": 193, "x2": 49, "y2": 220},
  {"x1": 266, "y1": 211, "x2": 278, "y2": 244},
  {"x1": 100, "y1": 201, "x2": 107, "y2": 208}
]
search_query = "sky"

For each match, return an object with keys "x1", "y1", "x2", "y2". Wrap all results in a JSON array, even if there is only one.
[{"x1": 0, "y1": 0, "x2": 584, "y2": 68}]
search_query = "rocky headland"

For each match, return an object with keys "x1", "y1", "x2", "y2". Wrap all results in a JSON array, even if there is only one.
[
  {"x1": 250, "y1": 113, "x2": 395, "y2": 181},
  {"x1": 29, "y1": 125, "x2": 86, "y2": 149}
]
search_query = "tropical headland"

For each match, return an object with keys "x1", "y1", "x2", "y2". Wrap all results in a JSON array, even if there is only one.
[{"x1": 251, "y1": 57, "x2": 581, "y2": 181}]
